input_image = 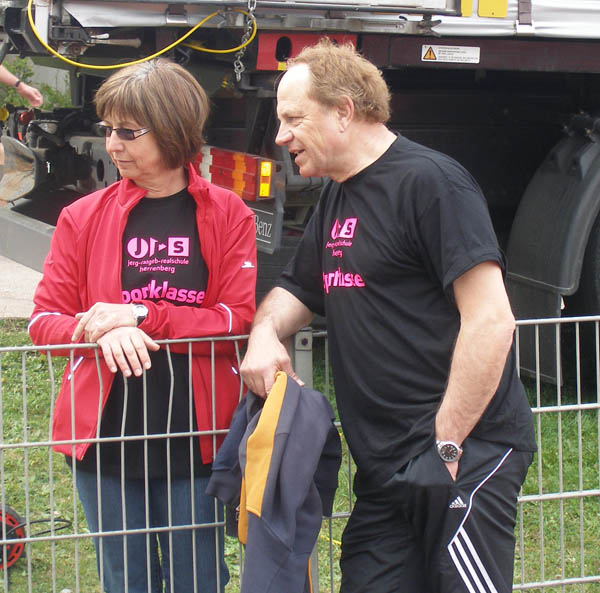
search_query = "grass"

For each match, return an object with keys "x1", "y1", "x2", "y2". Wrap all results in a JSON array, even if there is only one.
[
  {"x1": 0, "y1": 320, "x2": 242, "y2": 593},
  {"x1": 1, "y1": 320, "x2": 599, "y2": 592}
]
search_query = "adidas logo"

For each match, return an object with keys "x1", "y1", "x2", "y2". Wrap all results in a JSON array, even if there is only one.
[
  {"x1": 449, "y1": 496, "x2": 467, "y2": 509},
  {"x1": 241, "y1": 261, "x2": 255, "y2": 269}
]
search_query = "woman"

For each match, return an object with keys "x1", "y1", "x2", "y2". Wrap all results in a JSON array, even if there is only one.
[{"x1": 28, "y1": 58, "x2": 257, "y2": 593}]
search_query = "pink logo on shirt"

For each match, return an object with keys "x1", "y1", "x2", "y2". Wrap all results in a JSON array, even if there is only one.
[
  {"x1": 331, "y1": 218, "x2": 358, "y2": 240},
  {"x1": 127, "y1": 236, "x2": 190, "y2": 259}
]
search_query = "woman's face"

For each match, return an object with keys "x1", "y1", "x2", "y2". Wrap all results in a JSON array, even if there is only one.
[{"x1": 102, "y1": 114, "x2": 168, "y2": 187}]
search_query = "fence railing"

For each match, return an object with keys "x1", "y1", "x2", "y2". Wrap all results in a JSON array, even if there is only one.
[{"x1": 0, "y1": 317, "x2": 598, "y2": 593}]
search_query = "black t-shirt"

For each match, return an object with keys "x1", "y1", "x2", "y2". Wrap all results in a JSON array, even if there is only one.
[
  {"x1": 77, "y1": 189, "x2": 210, "y2": 478},
  {"x1": 278, "y1": 135, "x2": 536, "y2": 486}
]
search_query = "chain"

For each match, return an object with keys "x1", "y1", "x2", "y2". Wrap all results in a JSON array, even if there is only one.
[{"x1": 233, "y1": 0, "x2": 257, "y2": 82}]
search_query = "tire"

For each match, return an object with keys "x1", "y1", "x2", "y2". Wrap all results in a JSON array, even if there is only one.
[{"x1": 0, "y1": 505, "x2": 25, "y2": 571}]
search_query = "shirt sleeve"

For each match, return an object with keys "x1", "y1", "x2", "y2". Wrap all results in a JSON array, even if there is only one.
[
  {"x1": 412, "y1": 159, "x2": 505, "y2": 301},
  {"x1": 28, "y1": 207, "x2": 86, "y2": 354},
  {"x1": 277, "y1": 198, "x2": 326, "y2": 317}
]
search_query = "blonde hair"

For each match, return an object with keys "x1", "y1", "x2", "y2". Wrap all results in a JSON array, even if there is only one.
[
  {"x1": 94, "y1": 58, "x2": 209, "y2": 169},
  {"x1": 287, "y1": 38, "x2": 391, "y2": 123}
]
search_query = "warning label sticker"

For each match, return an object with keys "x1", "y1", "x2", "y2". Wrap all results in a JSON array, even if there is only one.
[{"x1": 421, "y1": 45, "x2": 480, "y2": 64}]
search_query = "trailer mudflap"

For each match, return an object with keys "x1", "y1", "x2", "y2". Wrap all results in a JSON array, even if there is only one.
[{"x1": 506, "y1": 127, "x2": 600, "y2": 381}]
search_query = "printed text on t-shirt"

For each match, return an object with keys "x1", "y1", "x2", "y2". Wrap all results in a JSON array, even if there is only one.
[
  {"x1": 327, "y1": 218, "x2": 357, "y2": 259},
  {"x1": 323, "y1": 268, "x2": 366, "y2": 294}
]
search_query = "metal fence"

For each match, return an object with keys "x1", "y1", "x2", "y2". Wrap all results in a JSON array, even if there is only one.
[{"x1": 0, "y1": 317, "x2": 598, "y2": 593}]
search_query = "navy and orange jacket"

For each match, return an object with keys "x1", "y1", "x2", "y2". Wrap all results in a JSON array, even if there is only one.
[
  {"x1": 28, "y1": 163, "x2": 257, "y2": 463},
  {"x1": 207, "y1": 372, "x2": 342, "y2": 593}
]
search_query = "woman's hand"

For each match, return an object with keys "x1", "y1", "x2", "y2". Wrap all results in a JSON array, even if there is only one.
[
  {"x1": 72, "y1": 302, "x2": 137, "y2": 343},
  {"x1": 97, "y1": 326, "x2": 160, "y2": 377}
]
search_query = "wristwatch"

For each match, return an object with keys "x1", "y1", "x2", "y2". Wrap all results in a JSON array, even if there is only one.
[
  {"x1": 435, "y1": 440, "x2": 463, "y2": 463},
  {"x1": 132, "y1": 303, "x2": 148, "y2": 326}
]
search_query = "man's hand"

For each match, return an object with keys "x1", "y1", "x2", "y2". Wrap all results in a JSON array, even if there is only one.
[
  {"x1": 240, "y1": 324, "x2": 304, "y2": 398},
  {"x1": 72, "y1": 302, "x2": 138, "y2": 343},
  {"x1": 444, "y1": 461, "x2": 458, "y2": 481},
  {"x1": 240, "y1": 287, "x2": 314, "y2": 397},
  {"x1": 97, "y1": 326, "x2": 159, "y2": 377}
]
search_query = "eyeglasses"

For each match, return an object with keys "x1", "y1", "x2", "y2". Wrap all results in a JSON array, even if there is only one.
[{"x1": 96, "y1": 124, "x2": 151, "y2": 141}]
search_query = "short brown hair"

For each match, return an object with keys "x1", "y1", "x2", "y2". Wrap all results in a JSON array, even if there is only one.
[
  {"x1": 94, "y1": 58, "x2": 209, "y2": 169},
  {"x1": 287, "y1": 38, "x2": 391, "y2": 123}
]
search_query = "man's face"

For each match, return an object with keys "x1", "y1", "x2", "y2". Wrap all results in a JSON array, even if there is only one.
[{"x1": 275, "y1": 64, "x2": 342, "y2": 179}]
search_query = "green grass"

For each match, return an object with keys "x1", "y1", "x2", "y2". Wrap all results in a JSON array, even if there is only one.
[
  {"x1": 1, "y1": 321, "x2": 599, "y2": 592},
  {"x1": 0, "y1": 320, "x2": 242, "y2": 593}
]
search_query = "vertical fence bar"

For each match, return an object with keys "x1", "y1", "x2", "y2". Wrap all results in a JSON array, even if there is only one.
[
  {"x1": 292, "y1": 329, "x2": 321, "y2": 593},
  {"x1": 210, "y1": 339, "x2": 224, "y2": 593},
  {"x1": 165, "y1": 344, "x2": 175, "y2": 593},
  {"x1": 575, "y1": 322, "x2": 584, "y2": 593},
  {"x1": 597, "y1": 321, "x2": 600, "y2": 587},
  {"x1": 93, "y1": 350, "x2": 105, "y2": 593},
  {"x1": 188, "y1": 341, "x2": 199, "y2": 593},
  {"x1": 555, "y1": 323, "x2": 566, "y2": 592},
  {"x1": 143, "y1": 362, "x2": 152, "y2": 593},
  {"x1": 69, "y1": 350, "x2": 80, "y2": 593},
  {"x1": 514, "y1": 326, "x2": 526, "y2": 591},
  {"x1": 46, "y1": 352, "x2": 57, "y2": 593},
  {"x1": 21, "y1": 352, "x2": 33, "y2": 593},
  {"x1": 0, "y1": 353, "x2": 8, "y2": 593},
  {"x1": 596, "y1": 321, "x2": 600, "y2": 536},
  {"x1": 534, "y1": 323, "x2": 545, "y2": 589}
]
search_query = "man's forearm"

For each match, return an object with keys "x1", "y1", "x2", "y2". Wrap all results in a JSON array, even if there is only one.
[
  {"x1": 435, "y1": 261, "x2": 517, "y2": 447},
  {"x1": 241, "y1": 287, "x2": 314, "y2": 396},
  {"x1": 252, "y1": 286, "x2": 314, "y2": 340},
  {"x1": 435, "y1": 311, "x2": 515, "y2": 445}
]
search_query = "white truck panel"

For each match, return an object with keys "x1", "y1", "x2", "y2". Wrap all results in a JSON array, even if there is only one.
[
  {"x1": 60, "y1": 0, "x2": 600, "y2": 39},
  {"x1": 402, "y1": 0, "x2": 600, "y2": 38}
]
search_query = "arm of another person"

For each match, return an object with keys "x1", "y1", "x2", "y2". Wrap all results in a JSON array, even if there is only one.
[
  {"x1": 240, "y1": 286, "x2": 314, "y2": 398},
  {"x1": 435, "y1": 260, "x2": 516, "y2": 480},
  {"x1": 0, "y1": 65, "x2": 43, "y2": 107}
]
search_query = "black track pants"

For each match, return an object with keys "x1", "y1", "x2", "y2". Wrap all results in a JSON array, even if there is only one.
[{"x1": 340, "y1": 438, "x2": 533, "y2": 593}]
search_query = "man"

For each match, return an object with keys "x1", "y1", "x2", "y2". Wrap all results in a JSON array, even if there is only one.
[{"x1": 240, "y1": 39, "x2": 535, "y2": 593}]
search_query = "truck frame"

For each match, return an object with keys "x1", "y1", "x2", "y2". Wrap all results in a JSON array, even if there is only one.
[{"x1": 2, "y1": 0, "x2": 600, "y2": 378}]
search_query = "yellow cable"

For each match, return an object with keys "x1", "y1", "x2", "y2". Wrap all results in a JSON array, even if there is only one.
[
  {"x1": 320, "y1": 533, "x2": 342, "y2": 547},
  {"x1": 26, "y1": 0, "x2": 257, "y2": 70}
]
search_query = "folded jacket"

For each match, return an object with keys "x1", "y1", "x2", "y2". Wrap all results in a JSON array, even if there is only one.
[{"x1": 207, "y1": 371, "x2": 342, "y2": 593}]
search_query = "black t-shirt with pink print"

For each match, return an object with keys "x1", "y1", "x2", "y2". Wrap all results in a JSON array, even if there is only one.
[
  {"x1": 77, "y1": 189, "x2": 210, "y2": 478},
  {"x1": 278, "y1": 134, "x2": 536, "y2": 487}
]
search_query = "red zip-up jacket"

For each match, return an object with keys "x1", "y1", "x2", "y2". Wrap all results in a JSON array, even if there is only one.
[{"x1": 28, "y1": 163, "x2": 257, "y2": 463}]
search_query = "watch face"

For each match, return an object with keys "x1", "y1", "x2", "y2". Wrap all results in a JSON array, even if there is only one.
[
  {"x1": 438, "y1": 442, "x2": 460, "y2": 462},
  {"x1": 133, "y1": 304, "x2": 148, "y2": 325}
]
